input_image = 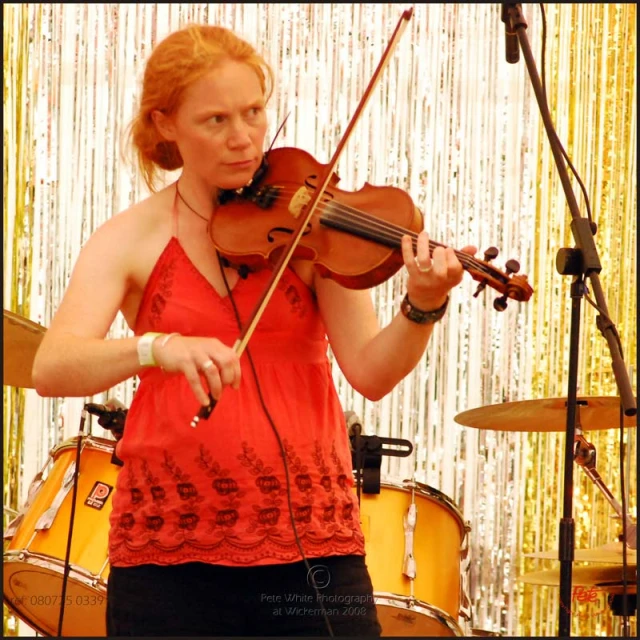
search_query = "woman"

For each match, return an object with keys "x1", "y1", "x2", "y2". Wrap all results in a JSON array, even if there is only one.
[{"x1": 32, "y1": 24, "x2": 475, "y2": 637}]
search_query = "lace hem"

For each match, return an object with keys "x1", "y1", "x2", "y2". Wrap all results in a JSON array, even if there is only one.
[{"x1": 109, "y1": 532, "x2": 366, "y2": 567}]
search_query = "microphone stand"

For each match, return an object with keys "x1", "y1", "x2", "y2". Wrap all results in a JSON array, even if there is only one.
[{"x1": 502, "y1": 5, "x2": 637, "y2": 637}]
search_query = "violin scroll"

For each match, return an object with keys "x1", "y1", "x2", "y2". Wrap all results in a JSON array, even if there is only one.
[{"x1": 466, "y1": 247, "x2": 533, "y2": 310}]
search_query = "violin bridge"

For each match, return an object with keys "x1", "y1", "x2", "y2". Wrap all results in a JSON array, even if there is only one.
[{"x1": 288, "y1": 187, "x2": 311, "y2": 219}]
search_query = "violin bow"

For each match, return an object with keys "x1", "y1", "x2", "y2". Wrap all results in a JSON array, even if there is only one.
[{"x1": 192, "y1": 8, "x2": 414, "y2": 426}]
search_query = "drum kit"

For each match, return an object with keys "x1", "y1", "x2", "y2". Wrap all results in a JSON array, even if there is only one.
[{"x1": 2, "y1": 309, "x2": 637, "y2": 637}]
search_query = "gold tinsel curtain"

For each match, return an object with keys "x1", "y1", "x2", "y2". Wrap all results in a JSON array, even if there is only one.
[
  {"x1": 519, "y1": 3, "x2": 637, "y2": 636},
  {"x1": 3, "y1": 3, "x2": 636, "y2": 637},
  {"x1": 3, "y1": 7, "x2": 37, "y2": 633}
]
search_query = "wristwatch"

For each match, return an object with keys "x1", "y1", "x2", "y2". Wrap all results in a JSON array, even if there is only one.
[{"x1": 400, "y1": 294, "x2": 449, "y2": 325}]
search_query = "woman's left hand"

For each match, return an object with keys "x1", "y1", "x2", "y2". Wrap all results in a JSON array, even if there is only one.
[{"x1": 401, "y1": 232, "x2": 477, "y2": 310}]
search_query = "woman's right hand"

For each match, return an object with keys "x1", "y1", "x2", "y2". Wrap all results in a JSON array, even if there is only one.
[{"x1": 152, "y1": 335, "x2": 241, "y2": 405}]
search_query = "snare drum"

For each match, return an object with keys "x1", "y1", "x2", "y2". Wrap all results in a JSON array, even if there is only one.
[
  {"x1": 3, "y1": 436, "x2": 118, "y2": 637},
  {"x1": 358, "y1": 480, "x2": 469, "y2": 636}
]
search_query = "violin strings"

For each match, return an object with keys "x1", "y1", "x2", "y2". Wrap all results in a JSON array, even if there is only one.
[
  {"x1": 247, "y1": 188, "x2": 430, "y2": 249},
  {"x1": 270, "y1": 189, "x2": 483, "y2": 271},
  {"x1": 244, "y1": 187, "x2": 485, "y2": 272}
]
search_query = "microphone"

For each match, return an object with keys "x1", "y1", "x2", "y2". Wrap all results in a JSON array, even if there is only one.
[
  {"x1": 84, "y1": 401, "x2": 128, "y2": 437},
  {"x1": 85, "y1": 403, "x2": 113, "y2": 416},
  {"x1": 501, "y1": 4, "x2": 520, "y2": 64}
]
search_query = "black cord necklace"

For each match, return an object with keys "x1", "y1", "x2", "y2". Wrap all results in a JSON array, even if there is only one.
[
  {"x1": 175, "y1": 181, "x2": 211, "y2": 224},
  {"x1": 176, "y1": 181, "x2": 250, "y2": 280}
]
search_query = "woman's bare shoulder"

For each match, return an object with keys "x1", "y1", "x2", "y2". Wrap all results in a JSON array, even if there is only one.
[
  {"x1": 70, "y1": 187, "x2": 176, "y2": 297},
  {"x1": 97, "y1": 188, "x2": 174, "y2": 241}
]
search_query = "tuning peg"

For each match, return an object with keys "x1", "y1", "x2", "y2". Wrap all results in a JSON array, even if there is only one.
[
  {"x1": 493, "y1": 294, "x2": 508, "y2": 312},
  {"x1": 492, "y1": 259, "x2": 522, "y2": 311},
  {"x1": 473, "y1": 247, "x2": 500, "y2": 297},
  {"x1": 483, "y1": 246, "x2": 499, "y2": 262},
  {"x1": 473, "y1": 281, "x2": 488, "y2": 298},
  {"x1": 504, "y1": 259, "x2": 520, "y2": 274}
]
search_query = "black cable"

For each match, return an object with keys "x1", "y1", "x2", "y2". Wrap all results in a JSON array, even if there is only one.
[
  {"x1": 57, "y1": 415, "x2": 86, "y2": 636},
  {"x1": 218, "y1": 253, "x2": 335, "y2": 637},
  {"x1": 539, "y1": 4, "x2": 595, "y2": 229}
]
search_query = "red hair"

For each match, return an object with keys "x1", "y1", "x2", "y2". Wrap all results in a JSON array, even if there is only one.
[{"x1": 127, "y1": 24, "x2": 273, "y2": 191}]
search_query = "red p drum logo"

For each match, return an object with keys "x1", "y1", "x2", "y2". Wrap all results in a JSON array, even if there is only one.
[{"x1": 85, "y1": 481, "x2": 114, "y2": 510}]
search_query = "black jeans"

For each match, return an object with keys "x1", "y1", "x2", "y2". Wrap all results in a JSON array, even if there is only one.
[{"x1": 107, "y1": 555, "x2": 382, "y2": 637}]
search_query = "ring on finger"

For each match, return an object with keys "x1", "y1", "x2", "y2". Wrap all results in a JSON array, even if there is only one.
[
  {"x1": 414, "y1": 256, "x2": 433, "y2": 273},
  {"x1": 201, "y1": 359, "x2": 215, "y2": 371}
]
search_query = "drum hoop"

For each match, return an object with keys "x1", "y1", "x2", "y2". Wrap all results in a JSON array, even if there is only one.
[
  {"x1": 375, "y1": 479, "x2": 467, "y2": 537},
  {"x1": 373, "y1": 591, "x2": 463, "y2": 636},
  {"x1": 3, "y1": 310, "x2": 45, "y2": 334},
  {"x1": 3, "y1": 594, "x2": 50, "y2": 638},
  {"x1": 3, "y1": 550, "x2": 107, "y2": 591},
  {"x1": 51, "y1": 435, "x2": 115, "y2": 458}
]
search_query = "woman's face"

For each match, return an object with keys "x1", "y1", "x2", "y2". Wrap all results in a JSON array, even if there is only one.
[{"x1": 158, "y1": 59, "x2": 268, "y2": 190}]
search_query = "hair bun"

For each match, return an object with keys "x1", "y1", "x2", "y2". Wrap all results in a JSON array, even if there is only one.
[{"x1": 153, "y1": 141, "x2": 183, "y2": 171}]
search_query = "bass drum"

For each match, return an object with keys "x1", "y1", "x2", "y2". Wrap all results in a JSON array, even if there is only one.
[
  {"x1": 358, "y1": 479, "x2": 470, "y2": 636},
  {"x1": 4, "y1": 436, "x2": 118, "y2": 637}
]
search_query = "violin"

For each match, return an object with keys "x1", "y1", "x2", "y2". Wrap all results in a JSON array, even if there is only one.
[{"x1": 210, "y1": 146, "x2": 533, "y2": 310}]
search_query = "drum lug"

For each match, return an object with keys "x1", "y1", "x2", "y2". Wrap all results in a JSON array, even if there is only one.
[
  {"x1": 460, "y1": 521, "x2": 472, "y2": 561},
  {"x1": 458, "y1": 520, "x2": 472, "y2": 621},
  {"x1": 3, "y1": 514, "x2": 24, "y2": 540},
  {"x1": 35, "y1": 461, "x2": 76, "y2": 531},
  {"x1": 402, "y1": 502, "x2": 417, "y2": 579},
  {"x1": 4, "y1": 470, "x2": 46, "y2": 540},
  {"x1": 459, "y1": 575, "x2": 473, "y2": 621},
  {"x1": 26, "y1": 471, "x2": 46, "y2": 505}
]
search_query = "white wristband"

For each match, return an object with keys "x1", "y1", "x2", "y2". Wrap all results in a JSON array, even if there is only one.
[{"x1": 137, "y1": 332, "x2": 163, "y2": 367}]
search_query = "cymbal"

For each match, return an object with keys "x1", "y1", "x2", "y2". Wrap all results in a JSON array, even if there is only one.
[
  {"x1": 525, "y1": 541, "x2": 637, "y2": 564},
  {"x1": 519, "y1": 564, "x2": 637, "y2": 589},
  {"x1": 3, "y1": 310, "x2": 46, "y2": 388},
  {"x1": 454, "y1": 397, "x2": 637, "y2": 432}
]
